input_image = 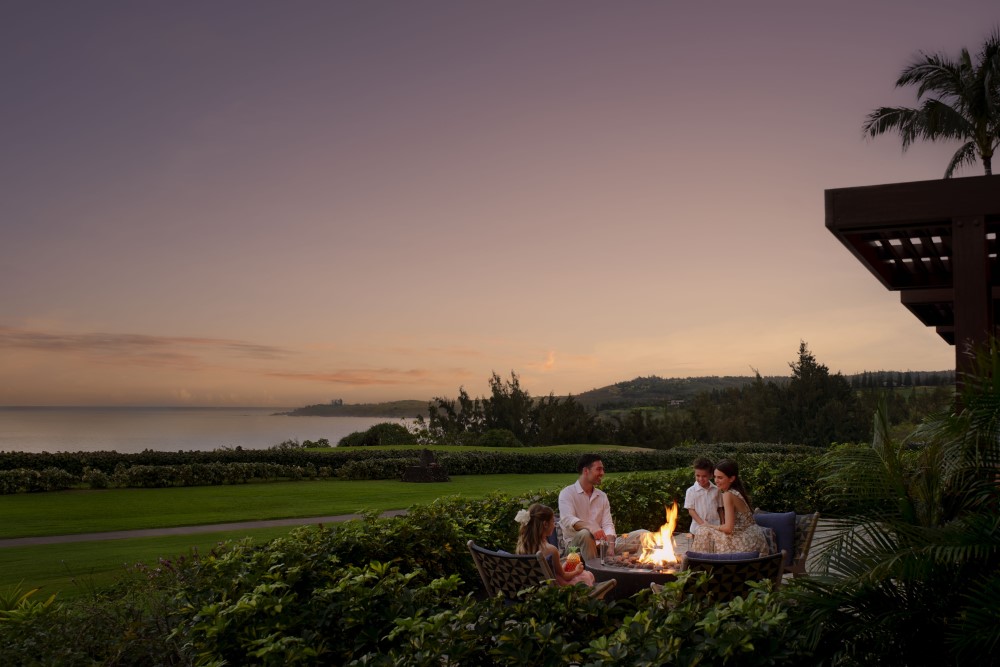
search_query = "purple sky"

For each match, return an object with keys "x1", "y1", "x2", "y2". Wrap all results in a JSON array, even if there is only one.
[{"x1": 1, "y1": 1, "x2": 996, "y2": 406}]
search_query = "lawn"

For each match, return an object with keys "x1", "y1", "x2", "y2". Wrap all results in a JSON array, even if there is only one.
[
  {"x1": 0, "y1": 473, "x2": 588, "y2": 538},
  {"x1": 0, "y1": 472, "x2": 614, "y2": 599}
]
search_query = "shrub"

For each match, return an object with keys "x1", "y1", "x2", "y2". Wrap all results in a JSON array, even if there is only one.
[
  {"x1": 338, "y1": 422, "x2": 416, "y2": 447},
  {"x1": 82, "y1": 466, "x2": 109, "y2": 489},
  {"x1": 477, "y1": 428, "x2": 524, "y2": 448},
  {"x1": 336, "y1": 457, "x2": 414, "y2": 481}
]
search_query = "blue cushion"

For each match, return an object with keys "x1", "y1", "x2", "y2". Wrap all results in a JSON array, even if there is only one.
[
  {"x1": 754, "y1": 511, "x2": 795, "y2": 565},
  {"x1": 685, "y1": 550, "x2": 759, "y2": 561}
]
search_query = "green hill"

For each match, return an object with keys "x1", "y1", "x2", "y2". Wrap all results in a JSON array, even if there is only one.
[
  {"x1": 282, "y1": 370, "x2": 955, "y2": 417},
  {"x1": 572, "y1": 375, "x2": 776, "y2": 410}
]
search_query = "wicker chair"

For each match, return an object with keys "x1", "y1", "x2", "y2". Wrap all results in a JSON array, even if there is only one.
[
  {"x1": 788, "y1": 512, "x2": 820, "y2": 577},
  {"x1": 467, "y1": 540, "x2": 616, "y2": 602},
  {"x1": 681, "y1": 550, "x2": 786, "y2": 603}
]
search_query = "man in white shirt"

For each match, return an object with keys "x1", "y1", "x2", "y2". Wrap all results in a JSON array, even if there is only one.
[
  {"x1": 558, "y1": 453, "x2": 616, "y2": 560},
  {"x1": 684, "y1": 457, "x2": 722, "y2": 535}
]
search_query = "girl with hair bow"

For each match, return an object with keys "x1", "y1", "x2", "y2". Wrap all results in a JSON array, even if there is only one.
[{"x1": 515, "y1": 503, "x2": 595, "y2": 587}]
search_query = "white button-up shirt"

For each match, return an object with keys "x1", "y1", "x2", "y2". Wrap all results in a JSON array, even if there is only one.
[
  {"x1": 684, "y1": 481, "x2": 722, "y2": 535},
  {"x1": 558, "y1": 480, "x2": 615, "y2": 546}
]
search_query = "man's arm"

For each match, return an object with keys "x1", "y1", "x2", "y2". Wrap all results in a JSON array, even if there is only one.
[
  {"x1": 597, "y1": 492, "x2": 614, "y2": 539},
  {"x1": 557, "y1": 486, "x2": 582, "y2": 533}
]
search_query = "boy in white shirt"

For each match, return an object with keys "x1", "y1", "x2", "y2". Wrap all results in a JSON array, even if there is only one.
[{"x1": 684, "y1": 457, "x2": 722, "y2": 535}]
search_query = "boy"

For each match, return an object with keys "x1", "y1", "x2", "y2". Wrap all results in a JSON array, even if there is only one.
[{"x1": 684, "y1": 457, "x2": 722, "y2": 535}]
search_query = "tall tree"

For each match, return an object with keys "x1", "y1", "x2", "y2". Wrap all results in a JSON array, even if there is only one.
[
  {"x1": 781, "y1": 341, "x2": 865, "y2": 445},
  {"x1": 863, "y1": 28, "x2": 1000, "y2": 177}
]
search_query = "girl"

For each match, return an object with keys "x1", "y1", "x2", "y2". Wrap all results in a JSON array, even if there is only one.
[{"x1": 515, "y1": 503, "x2": 595, "y2": 586}]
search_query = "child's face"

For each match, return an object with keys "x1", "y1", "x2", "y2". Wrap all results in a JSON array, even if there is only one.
[{"x1": 694, "y1": 468, "x2": 711, "y2": 488}]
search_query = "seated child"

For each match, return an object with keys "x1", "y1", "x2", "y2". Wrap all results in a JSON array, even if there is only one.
[
  {"x1": 515, "y1": 503, "x2": 595, "y2": 586},
  {"x1": 684, "y1": 456, "x2": 722, "y2": 535}
]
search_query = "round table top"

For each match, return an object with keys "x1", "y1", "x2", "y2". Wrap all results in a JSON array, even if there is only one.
[{"x1": 585, "y1": 557, "x2": 679, "y2": 599}]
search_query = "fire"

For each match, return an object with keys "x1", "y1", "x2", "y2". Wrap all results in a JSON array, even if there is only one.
[{"x1": 638, "y1": 502, "x2": 680, "y2": 566}]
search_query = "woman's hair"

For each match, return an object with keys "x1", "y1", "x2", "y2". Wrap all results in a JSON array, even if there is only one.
[
  {"x1": 515, "y1": 503, "x2": 554, "y2": 555},
  {"x1": 715, "y1": 458, "x2": 753, "y2": 508}
]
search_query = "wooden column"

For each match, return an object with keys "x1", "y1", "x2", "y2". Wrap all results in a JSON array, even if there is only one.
[{"x1": 951, "y1": 216, "x2": 990, "y2": 377}]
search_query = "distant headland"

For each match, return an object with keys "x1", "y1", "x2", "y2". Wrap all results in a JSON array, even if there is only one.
[{"x1": 277, "y1": 399, "x2": 428, "y2": 418}]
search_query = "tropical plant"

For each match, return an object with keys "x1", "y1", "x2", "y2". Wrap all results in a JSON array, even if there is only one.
[
  {"x1": 863, "y1": 28, "x2": 1000, "y2": 177},
  {"x1": 0, "y1": 583, "x2": 56, "y2": 623},
  {"x1": 792, "y1": 341, "x2": 1000, "y2": 665}
]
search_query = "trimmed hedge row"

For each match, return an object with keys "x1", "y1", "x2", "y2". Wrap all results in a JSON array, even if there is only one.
[
  {"x1": 0, "y1": 443, "x2": 827, "y2": 497},
  {"x1": 0, "y1": 448, "x2": 394, "y2": 476},
  {"x1": 0, "y1": 442, "x2": 821, "y2": 475},
  {"x1": 0, "y1": 462, "x2": 338, "y2": 492}
]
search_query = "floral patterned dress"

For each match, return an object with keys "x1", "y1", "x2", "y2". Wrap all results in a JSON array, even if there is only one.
[{"x1": 690, "y1": 490, "x2": 770, "y2": 556}]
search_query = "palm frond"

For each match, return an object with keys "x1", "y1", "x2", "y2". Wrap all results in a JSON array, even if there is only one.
[
  {"x1": 862, "y1": 106, "x2": 922, "y2": 145},
  {"x1": 950, "y1": 572, "x2": 1000, "y2": 658},
  {"x1": 897, "y1": 52, "x2": 967, "y2": 99}
]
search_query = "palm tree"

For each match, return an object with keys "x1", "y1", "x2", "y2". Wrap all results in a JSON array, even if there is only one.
[
  {"x1": 863, "y1": 29, "x2": 1000, "y2": 177},
  {"x1": 791, "y1": 341, "x2": 1000, "y2": 665}
]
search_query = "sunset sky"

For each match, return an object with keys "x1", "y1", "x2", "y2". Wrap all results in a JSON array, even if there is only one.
[{"x1": 2, "y1": 1, "x2": 996, "y2": 407}]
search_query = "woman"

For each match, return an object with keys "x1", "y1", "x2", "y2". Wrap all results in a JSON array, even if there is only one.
[
  {"x1": 515, "y1": 503, "x2": 595, "y2": 586},
  {"x1": 690, "y1": 459, "x2": 770, "y2": 556}
]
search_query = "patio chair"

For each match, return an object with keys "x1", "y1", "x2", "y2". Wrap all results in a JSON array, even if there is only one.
[
  {"x1": 788, "y1": 512, "x2": 820, "y2": 577},
  {"x1": 467, "y1": 540, "x2": 616, "y2": 602},
  {"x1": 755, "y1": 510, "x2": 820, "y2": 577},
  {"x1": 680, "y1": 550, "x2": 785, "y2": 603}
]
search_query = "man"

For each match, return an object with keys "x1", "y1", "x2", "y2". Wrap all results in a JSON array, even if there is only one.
[{"x1": 558, "y1": 453, "x2": 615, "y2": 561}]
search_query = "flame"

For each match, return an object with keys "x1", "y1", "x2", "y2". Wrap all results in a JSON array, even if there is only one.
[{"x1": 637, "y1": 502, "x2": 679, "y2": 566}]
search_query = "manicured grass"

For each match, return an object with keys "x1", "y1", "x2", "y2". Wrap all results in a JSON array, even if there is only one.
[
  {"x1": 0, "y1": 473, "x2": 592, "y2": 538},
  {"x1": 0, "y1": 469, "x2": 639, "y2": 600},
  {"x1": 0, "y1": 472, "x2": 619, "y2": 600}
]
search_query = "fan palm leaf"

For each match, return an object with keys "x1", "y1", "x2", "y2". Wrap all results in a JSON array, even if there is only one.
[{"x1": 863, "y1": 28, "x2": 1000, "y2": 177}]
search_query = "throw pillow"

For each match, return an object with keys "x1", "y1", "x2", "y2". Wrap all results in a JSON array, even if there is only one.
[{"x1": 754, "y1": 511, "x2": 796, "y2": 565}]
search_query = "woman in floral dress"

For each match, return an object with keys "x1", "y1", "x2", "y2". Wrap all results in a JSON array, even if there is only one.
[{"x1": 690, "y1": 459, "x2": 770, "y2": 555}]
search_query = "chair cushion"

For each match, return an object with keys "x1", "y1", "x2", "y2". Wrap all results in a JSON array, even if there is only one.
[
  {"x1": 685, "y1": 550, "x2": 759, "y2": 561},
  {"x1": 754, "y1": 511, "x2": 795, "y2": 565}
]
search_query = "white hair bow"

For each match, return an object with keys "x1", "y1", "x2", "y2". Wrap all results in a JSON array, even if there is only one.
[{"x1": 514, "y1": 509, "x2": 530, "y2": 525}]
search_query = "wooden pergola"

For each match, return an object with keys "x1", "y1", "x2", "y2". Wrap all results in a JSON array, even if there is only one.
[{"x1": 825, "y1": 175, "x2": 1000, "y2": 375}]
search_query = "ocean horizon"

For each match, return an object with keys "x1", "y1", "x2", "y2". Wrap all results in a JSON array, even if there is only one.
[{"x1": 0, "y1": 406, "x2": 411, "y2": 454}]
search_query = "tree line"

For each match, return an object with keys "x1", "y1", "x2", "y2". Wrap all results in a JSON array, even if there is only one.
[{"x1": 420, "y1": 342, "x2": 953, "y2": 448}]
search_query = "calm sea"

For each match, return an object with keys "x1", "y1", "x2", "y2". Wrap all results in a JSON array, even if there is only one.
[{"x1": 0, "y1": 407, "x2": 411, "y2": 453}]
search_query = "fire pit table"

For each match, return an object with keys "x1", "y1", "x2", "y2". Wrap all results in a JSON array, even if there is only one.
[
  {"x1": 586, "y1": 557, "x2": 679, "y2": 599},
  {"x1": 585, "y1": 532, "x2": 693, "y2": 599}
]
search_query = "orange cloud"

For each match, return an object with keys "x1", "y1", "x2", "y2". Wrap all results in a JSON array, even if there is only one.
[{"x1": 0, "y1": 327, "x2": 289, "y2": 367}]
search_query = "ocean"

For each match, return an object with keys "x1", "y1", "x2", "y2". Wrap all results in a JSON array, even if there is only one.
[{"x1": 0, "y1": 407, "x2": 412, "y2": 453}]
